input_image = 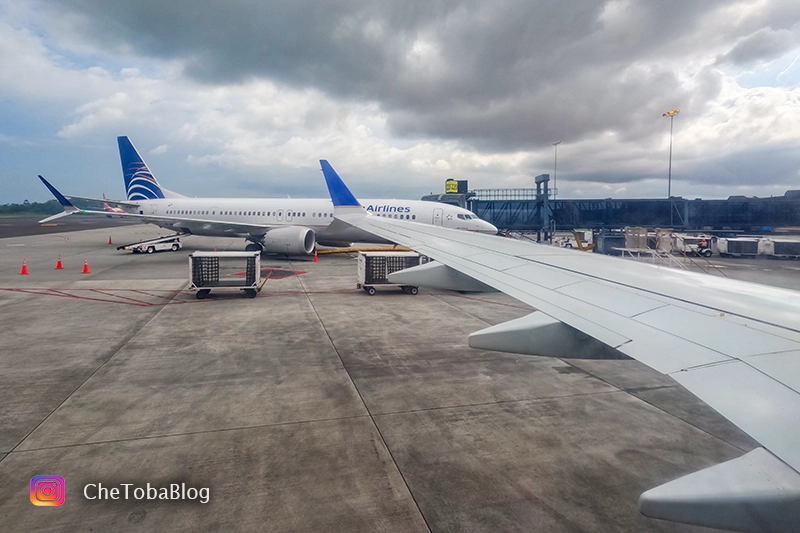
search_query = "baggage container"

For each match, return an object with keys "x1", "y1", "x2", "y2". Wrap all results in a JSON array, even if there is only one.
[{"x1": 357, "y1": 251, "x2": 424, "y2": 295}]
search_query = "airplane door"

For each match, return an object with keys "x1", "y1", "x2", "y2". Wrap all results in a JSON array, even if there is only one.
[
  {"x1": 285, "y1": 210, "x2": 294, "y2": 222},
  {"x1": 150, "y1": 203, "x2": 158, "y2": 215},
  {"x1": 276, "y1": 210, "x2": 284, "y2": 221},
  {"x1": 433, "y1": 208, "x2": 443, "y2": 226}
]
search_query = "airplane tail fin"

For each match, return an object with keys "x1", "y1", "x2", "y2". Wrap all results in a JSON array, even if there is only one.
[
  {"x1": 320, "y1": 160, "x2": 365, "y2": 218},
  {"x1": 117, "y1": 136, "x2": 185, "y2": 201}
]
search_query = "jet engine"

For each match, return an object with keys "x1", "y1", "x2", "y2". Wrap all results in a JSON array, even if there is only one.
[{"x1": 262, "y1": 226, "x2": 315, "y2": 255}]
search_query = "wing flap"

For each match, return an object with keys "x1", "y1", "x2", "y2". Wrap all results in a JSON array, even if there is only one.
[{"x1": 672, "y1": 361, "x2": 800, "y2": 472}]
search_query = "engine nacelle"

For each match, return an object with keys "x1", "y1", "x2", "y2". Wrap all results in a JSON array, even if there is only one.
[{"x1": 262, "y1": 226, "x2": 315, "y2": 255}]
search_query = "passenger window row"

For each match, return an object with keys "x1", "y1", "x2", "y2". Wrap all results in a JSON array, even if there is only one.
[
  {"x1": 376, "y1": 214, "x2": 415, "y2": 220},
  {"x1": 165, "y1": 210, "x2": 335, "y2": 218}
]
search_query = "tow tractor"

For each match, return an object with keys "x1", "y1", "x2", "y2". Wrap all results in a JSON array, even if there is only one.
[{"x1": 117, "y1": 234, "x2": 185, "y2": 254}]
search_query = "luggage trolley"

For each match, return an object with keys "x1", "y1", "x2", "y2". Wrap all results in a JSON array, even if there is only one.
[
  {"x1": 189, "y1": 251, "x2": 262, "y2": 299},
  {"x1": 357, "y1": 251, "x2": 424, "y2": 295}
]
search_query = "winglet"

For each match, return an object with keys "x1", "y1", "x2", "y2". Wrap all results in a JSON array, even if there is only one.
[
  {"x1": 38, "y1": 175, "x2": 80, "y2": 223},
  {"x1": 39, "y1": 176, "x2": 76, "y2": 209},
  {"x1": 320, "y1": 160, "x2": 362, "y2": 209}
]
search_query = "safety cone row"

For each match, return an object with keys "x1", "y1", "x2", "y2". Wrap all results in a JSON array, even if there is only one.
[{"x1": 20, "y1": 257, "x2": 91, "y2": 274}]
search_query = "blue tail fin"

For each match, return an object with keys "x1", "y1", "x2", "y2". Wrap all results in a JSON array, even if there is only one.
[
  {"x1": 118, "y1": 136, "x2": 165, "y2": 201},
  {"x1": 320, "y1": 160, "x2": 361, "y2": 207}
]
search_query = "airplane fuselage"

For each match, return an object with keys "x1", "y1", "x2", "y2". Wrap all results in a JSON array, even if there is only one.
[{"x1": 129, "y1": 197, "x2": 496, "y2": 243}]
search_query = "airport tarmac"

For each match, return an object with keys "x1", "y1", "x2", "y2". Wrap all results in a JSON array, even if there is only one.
[{"x1": 1, "y1": 221, "x2": 790, "y2": 532}]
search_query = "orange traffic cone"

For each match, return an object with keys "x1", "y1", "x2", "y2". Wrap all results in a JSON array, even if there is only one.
[
  {"x1": 82, "y1": 258, "x2": 90, "y2": 274},
  {"x1": 55, "y1": 255, "x2": 63, "y2": 269},
  {"x1": 20, "y1": 259, "x2": 29, "y2": 275},
  {"x1": 313, "y1": 250, "x2": 318, "y2": 262},
  {"x1": 108, "y1": 236, "x2": 113, "y2": 245}
]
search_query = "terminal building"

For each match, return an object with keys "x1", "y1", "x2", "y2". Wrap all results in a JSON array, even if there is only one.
[{"x1": 423, "y1": 177, "x2": 800, "y2": 234}]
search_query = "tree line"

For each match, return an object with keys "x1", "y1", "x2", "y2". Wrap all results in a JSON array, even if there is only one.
[{"x1": 0, "y1": 200, "x2": 63, "y2": 216}]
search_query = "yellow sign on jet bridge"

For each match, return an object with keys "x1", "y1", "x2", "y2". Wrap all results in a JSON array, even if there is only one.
[{"x1": 445, "y1": 179, "x2": 458, "y2": 193}]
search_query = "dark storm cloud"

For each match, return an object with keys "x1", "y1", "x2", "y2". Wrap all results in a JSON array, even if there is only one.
[
  {"x1": 42, "y1": 1, "x2": 796, "y2": 151},
  {"x1": 717, "y1": 28, "x2": 796, "y2": 66}
]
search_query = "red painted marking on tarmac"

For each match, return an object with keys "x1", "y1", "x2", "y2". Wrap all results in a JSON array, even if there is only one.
[
  {"x1": 130, "y1": 289, "x2": 180, "y2": 299},
  {"x1": 89, "y1": 289, "x2": 155, "y2": 306}
]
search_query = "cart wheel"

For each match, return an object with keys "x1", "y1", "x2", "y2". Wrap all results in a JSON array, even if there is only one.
[
  {"x1": 244, "y1": 289, "x2": 258, "y2": 298},
  {"x1": 366, "y1": 287, "x2": 376, "y2": 296},
  {"x1": 196, "y1": 289, "x2": 211, "y2": 300},
  {"x1": 147, "y1": 246, "x2": 155, "y2": 254},
  {"x1": 172, "y1": 244, "x2": 179, "y2": 251},
  {"x1": 702, "y1": 249, "x2": 713, "y2": 258},
  {"x1": 409, "y1": 287, "x2": 419, "y2": 295}
]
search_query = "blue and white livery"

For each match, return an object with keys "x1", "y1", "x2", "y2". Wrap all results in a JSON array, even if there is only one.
[{"x1": 38, "y1": 137, "x2": 497, "y2": 254}]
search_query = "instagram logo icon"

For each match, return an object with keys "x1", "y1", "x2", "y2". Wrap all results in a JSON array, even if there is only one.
[{"x1": 30, "y1": 476, "x2": 65, "y2": 506}]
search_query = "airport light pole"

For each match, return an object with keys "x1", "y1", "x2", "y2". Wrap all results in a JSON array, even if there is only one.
[
  {"x1": 552, "y1": 141, "x2": 562, "y2": 200},
  {"x1": 662, "y1": 109, "x2": 680, "y2": 198}
]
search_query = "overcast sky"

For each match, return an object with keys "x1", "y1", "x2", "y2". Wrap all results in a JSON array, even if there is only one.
[{"x1": 2, "y1": 0, "x2": 800, "y2": 203}]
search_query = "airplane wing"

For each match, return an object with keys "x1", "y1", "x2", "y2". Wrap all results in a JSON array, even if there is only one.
[
  {"x1": 66, "y1": 195, "x2": 141, "y2": 209},
  {"x1": 38, "y1": 175, "x2": 273, "y2": 238},
  {"x1": 320, "y1": 160, "x2": 800, "y2": 533}
]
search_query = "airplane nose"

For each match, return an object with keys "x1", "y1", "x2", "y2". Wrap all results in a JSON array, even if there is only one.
[{"x1": 481, "y1": 221, "x2": 498, "y2": 234}]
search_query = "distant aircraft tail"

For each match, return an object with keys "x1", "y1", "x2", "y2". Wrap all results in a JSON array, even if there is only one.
[{"x1": 118, "y1": 136, "x2": 185, "y2": 201}]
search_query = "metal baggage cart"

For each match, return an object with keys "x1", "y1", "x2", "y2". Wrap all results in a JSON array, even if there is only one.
[
  {"x1": 189, "y1": 251, "x2": 262, "y2": 299},
  {"x1": 357, "y1": 251, "x2": 423, "y2": 295}
]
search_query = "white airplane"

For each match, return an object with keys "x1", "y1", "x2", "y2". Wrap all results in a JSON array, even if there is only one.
[
  {"x1": 38, "y1": 137, "x2": 496, "y2": 254},
  {"x1": 321, "y1": 161, "x2": 800, "y2": 533}
]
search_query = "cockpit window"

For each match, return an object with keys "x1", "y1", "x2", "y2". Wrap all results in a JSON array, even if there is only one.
[{"x1": 457, "y1": 214, "x2": 466, "y2": 220}]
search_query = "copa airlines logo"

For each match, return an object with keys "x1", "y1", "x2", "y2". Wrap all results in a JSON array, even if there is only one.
[
  {"x1": 365, "y1": 205, "x2": 411, "y2": 213},
  {"x1": 125, "y1": 164, "x2": 165, "y2": 201}
]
